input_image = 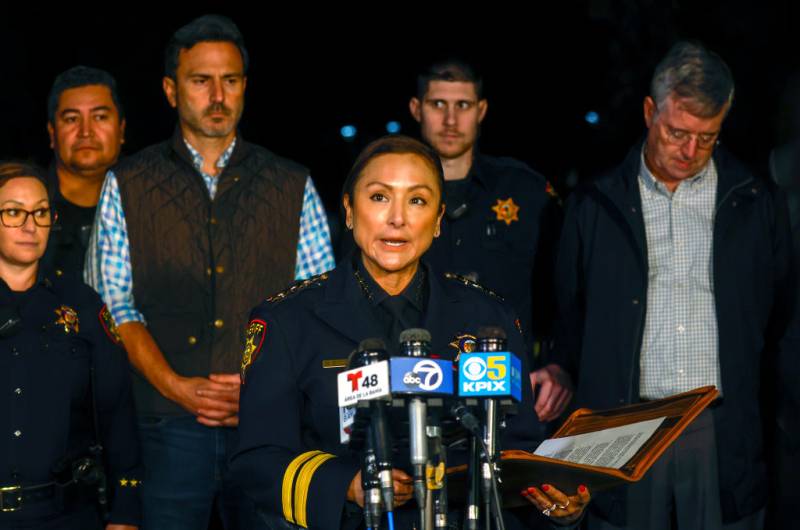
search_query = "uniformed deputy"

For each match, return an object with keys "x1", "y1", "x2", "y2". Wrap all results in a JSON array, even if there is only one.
[
  {"x1": 231, "y1": 136, "x2": 590, "y2": 530},
  {"x1": 409, "y1": 59, "x2": 572, "y2": 424},
  {"x1": 0, "y1": 162, "x2": 139, "y2": 529}
]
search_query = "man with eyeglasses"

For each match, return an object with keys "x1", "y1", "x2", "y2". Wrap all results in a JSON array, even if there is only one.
[{"x1": 553, "y1": 41, "x2": 795, "y2": 529}]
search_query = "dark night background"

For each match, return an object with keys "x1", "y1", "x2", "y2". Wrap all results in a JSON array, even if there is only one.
[{"x1": 1, "y1": 3, "x2": 799, "y2": 212}]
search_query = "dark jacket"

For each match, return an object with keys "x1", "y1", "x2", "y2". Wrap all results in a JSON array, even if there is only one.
[
  {"x1": 553, "y1": 144, "x2": 795, "y2": 523},
  {"x1": 0, "y1": 271, "x2": 140, "y2": 527},
  {"x1": 231, "y1": 258, "x2": 549, "y2": 530},
  {"x1": 114, "y1": 130, "x2": 307, "y2": 417}
]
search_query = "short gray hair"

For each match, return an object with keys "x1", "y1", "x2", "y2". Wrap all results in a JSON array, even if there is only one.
[{"x1": 650, "y1": 41, "x2": 734, "y2": 118}]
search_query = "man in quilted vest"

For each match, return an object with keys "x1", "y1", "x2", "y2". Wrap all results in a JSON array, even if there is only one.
[{"x1": 85, "y1": 14, "x2": 334, "y2": 529}]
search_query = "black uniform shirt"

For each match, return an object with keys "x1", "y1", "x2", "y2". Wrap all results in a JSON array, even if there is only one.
[
  {"x1": 425, "y1": 154, "x2": 562, "y2": 353},
  {"x1": 353, "y1": 256, "x2": 426, "y2": 350},
  {"x1": 232, "y1": 257, "x2": 547, "y2": 530},
  {"x1": 41, "y1": 165, "x2": 97, "y2": 278},
  {"x1": 0, "y1": 271, "x2": 140, "y2": 525}
]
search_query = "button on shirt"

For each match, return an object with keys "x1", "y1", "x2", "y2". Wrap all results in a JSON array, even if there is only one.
[
  {"x1": 85, "y1": 137, "x2": 335, "y2": 325},
  {"x1": 638, "y1": 151, "x2": 721, "y2": 399}
]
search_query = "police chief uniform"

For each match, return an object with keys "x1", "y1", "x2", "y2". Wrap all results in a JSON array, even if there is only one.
[
  {"x1": 0, "y1": 270, "x2": 140, "y2": 528},
  {"x1": 424, "y1": 154, "x2": 561, "y2": 351},
  {"x1": 231, "y1": 255, "x2": 556, "y2": 530}
]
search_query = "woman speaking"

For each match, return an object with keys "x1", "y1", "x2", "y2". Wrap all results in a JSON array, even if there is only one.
[{"x1": 232, "y1": 137, "x2": 588, "y2": 529}]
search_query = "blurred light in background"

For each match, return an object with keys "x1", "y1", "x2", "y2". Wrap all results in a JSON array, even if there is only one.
[
  {"x1": 386, "y1": 121, "x2": 401, "y2": 134},
  {"x1": 340, "y1": 125, "x2": 357, "y2": 139}
]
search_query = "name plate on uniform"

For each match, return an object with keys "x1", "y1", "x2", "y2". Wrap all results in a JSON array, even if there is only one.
[{"x1": 337, "y1": 361, "x2": 391, "y2": 407}]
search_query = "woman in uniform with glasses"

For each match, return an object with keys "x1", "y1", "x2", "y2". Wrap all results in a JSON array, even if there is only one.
[{"x1": 0, "y1": 162, "x2": 140, "y2": 529}]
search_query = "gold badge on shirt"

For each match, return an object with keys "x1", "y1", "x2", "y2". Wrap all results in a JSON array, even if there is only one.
[
  {"x1": 449, "y1": 333, "x2": 477, "y2": 363},
  {"x1": 491, "y1": 197, "x2": 520, "y2": 225},
  {"x1": 240, "y1": 319, "x2": 266, "y2": 384},
  {"x1": 54, "y1": 305, "x2": 80, "y2": 334}
]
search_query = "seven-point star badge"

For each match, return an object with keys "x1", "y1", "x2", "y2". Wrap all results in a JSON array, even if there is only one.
[
  {"x1": 54, "y1": 305, "x2": 80, "y2": 334},
  {"x1": 491, "y1": 198, "x2": 520, "y2": 225}
]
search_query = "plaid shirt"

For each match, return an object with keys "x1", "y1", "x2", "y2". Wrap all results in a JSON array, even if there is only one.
[
  {"x1": 637, "y1": 151, "x2": 721, "y2": 399},
  {"x1": 84, "y1": 137, "x2": 335, "y2": 325}
]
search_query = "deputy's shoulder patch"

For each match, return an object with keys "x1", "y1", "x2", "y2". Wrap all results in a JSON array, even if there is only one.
[
  {"x1": 443, "y1": 272, "x2": 503, "y2": 301},
  {"x1": 544, "y1": 180, "x2": 563, "y2": 206},
  {"x1": 240, "y1": 319, "x2": 267, "y2": 384},
  {"x1": 98, "y1": 306, "x2": 122, "y2": 344},
  {"x1": 266, "y1": 272, "x2": 329, "y2": 304},
  {"x1": 54, "y1": 305, "x2": 80, "y2": 334}
]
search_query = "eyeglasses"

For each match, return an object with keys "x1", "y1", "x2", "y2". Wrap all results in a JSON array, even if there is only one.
[
  {"x1": 661, "y1": 123, "x2": 720, "y2": 150},
  {"x1": 0, "y1": 208, "x2": 55, "y2": 228}
]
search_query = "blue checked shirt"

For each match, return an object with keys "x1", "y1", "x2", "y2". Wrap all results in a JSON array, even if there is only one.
[
  {"x1": 84, "y1": 137, "x2": 335, "y2": 325},
  {"x1": 637, "y1": 151, "x2": 721, "y2": 400}
]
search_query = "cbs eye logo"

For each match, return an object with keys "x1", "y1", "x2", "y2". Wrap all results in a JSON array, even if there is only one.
[{"x1": 462, "y1": 356, "x2": 488, "y2": 381}]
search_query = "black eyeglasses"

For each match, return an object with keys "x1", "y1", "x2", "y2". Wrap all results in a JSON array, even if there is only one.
[{"x1": 0, "y1": 207, "x2": 56, "y2": 227}]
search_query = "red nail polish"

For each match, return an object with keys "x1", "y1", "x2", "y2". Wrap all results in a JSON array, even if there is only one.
[
  {"x1": 527, "y1": 486, "x2": 536, "y2": 494},
  {"x1": 520, "y1": 490, "x2": 528, "y2": 497},
  {"x1": 579, "y1": 485, "x2": 587, "y2": 493},
  {"x1": 542, "y1": 484, "x2": 550, "y2": 492}
]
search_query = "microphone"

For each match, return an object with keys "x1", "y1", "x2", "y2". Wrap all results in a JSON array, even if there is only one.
[
  {"x1": 399, "y1": 329, "x2": 431, "y2": 528},
  {"x1": 359, "y1": 339, "x2": 395, "y2": 515},
  {"x1": 473, "y1": 326, "x2": 517, "y2": 530},
  {"x1": 340, "y1": 339, "x2": 394, "y2": 520},
  {"x1": 449, "y1": 401, "x2": 480, "y2": 435},
  {"x1": 361, "y1": 442, "x2": 382, "y2": 530},
  {"x1": 476, "y1": 326, "x2": 508, "y2": 463}
]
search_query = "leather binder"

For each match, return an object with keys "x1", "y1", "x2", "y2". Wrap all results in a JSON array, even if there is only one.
[{"x1": 447, "y1": 386, "x2": 720, "y2": 508}]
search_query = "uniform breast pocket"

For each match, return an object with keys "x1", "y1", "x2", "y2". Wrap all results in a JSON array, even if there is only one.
[
  {"x1": 43, "y1": 329, "x2": 92, "y2": 399},
  {"x1": 480, "y1": 220, "x2": 537, "y2": 264}
]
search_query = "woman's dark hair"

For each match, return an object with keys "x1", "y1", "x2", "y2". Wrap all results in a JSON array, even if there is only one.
[
  {"x1": 342, "y1": 135, "x2": 445, "y2": 207},
  {"x1": 0, "y1": 161, "x2": 53, "y2": 202}
]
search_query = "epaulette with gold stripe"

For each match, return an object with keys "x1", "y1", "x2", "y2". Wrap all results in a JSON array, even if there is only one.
[
  {"x1": 443, "y1": 272, "x2": 504, "y2": 301},
  {"x1": 266, "y1": 272, "x2": 329, "y2": 304},
  {"x1": 282, "y1": 450, "x2": 337, "y2": 528}
]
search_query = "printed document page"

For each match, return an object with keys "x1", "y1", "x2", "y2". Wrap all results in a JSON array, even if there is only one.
[{"x1": 533, "y1": 417, "x2": 667, "y2": 469}]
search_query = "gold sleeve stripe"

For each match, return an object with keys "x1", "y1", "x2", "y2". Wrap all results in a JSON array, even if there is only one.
[
  {"x1": 282, "y1": 450, "x2": 323, "y2": 523},
  {"x1": 294, "y1": 452, "x2": 336, "y2": 528}
]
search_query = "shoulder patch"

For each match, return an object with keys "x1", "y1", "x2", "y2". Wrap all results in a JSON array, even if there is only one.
[
  {"x1": 266, "y1": 272, "x2": 329, "y2": 304},
  {"x1": 444, "y1": 272, "x2": 503, "y2": 301},
  {"x1": 514, "y1": 318, "x2": 523, "y2": 337},
  {"x1": 544, "y1": 180, "x2": 563, "y2": 206},
  {"x1": 98, "y1": 305, "x2": 122, "y2": 344},
  {"x1": 240, "y1": 319, "x2": 267, "y2": 384}
]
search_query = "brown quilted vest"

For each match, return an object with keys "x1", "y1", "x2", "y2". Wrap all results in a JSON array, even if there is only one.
[{"x1": 115, "y1": 130, "x2": 306, "y2": 416}]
